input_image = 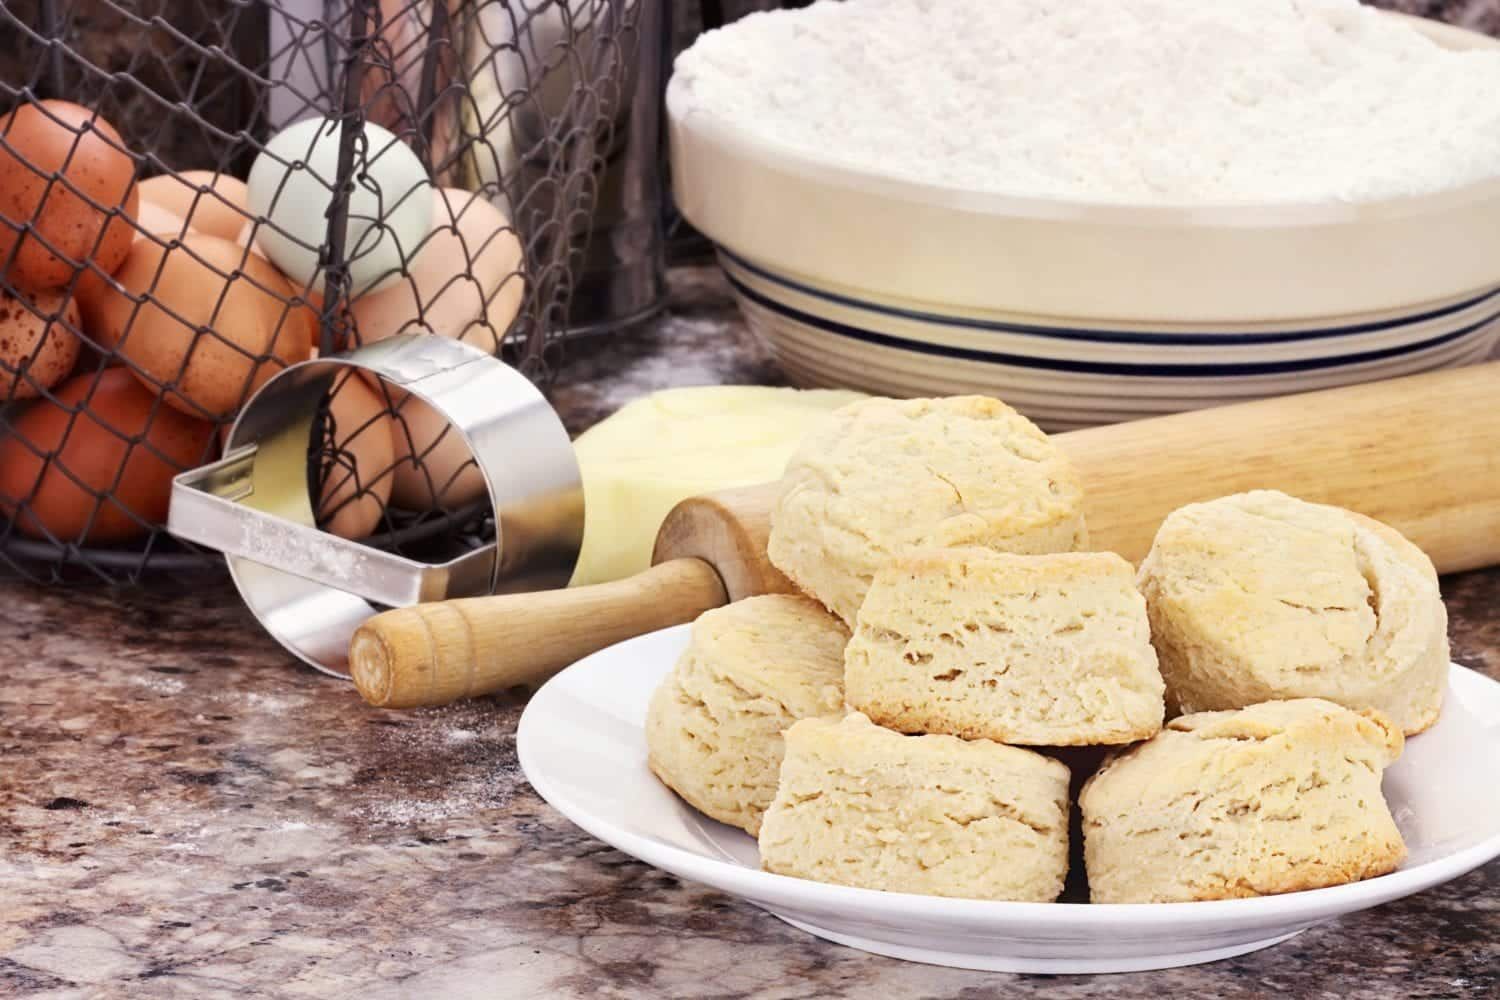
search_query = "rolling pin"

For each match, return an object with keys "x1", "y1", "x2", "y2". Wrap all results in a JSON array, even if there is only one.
[{"x1": 349, "y1": 361, "x2": 1500, "y2": 708}]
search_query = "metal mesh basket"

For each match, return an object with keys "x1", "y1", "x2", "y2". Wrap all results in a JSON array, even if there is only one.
[{"x1": 0, "y1": 0, "x2": 648, "y2": 583}]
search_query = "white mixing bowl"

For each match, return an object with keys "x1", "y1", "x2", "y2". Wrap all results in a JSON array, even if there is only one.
[{"x1": 669, "y1": 15, "x2": 1500, "y2": 429}]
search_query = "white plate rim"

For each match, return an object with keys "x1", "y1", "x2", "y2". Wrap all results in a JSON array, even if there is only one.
[{"x1": 518, "y1": 625, "x2": 1500, "y2": 933}]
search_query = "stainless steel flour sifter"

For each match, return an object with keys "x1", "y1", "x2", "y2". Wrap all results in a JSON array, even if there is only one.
[{"x1": 167, "y1": 335, "x2": 583, "y2": 677}]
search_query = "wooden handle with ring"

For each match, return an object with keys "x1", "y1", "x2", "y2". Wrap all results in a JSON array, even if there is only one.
[
  {"x1": 351, "y1": 361, "x2": 1500, "y2": 709},
  {"x1": 349, "y1": 558, "x2": 728, "y2": 708}
]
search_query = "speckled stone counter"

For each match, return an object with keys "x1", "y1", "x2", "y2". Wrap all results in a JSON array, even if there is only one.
[{"x1": 2, "y1": 268, "x2": 1498, "y2": 999}]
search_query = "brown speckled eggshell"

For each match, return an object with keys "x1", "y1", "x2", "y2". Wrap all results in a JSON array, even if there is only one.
[
  {"x1": 87, "y1": 233, "x2": 312, "y2": 418},
  {"x1": 0, "y1": 101, "x2": 139, "y2": 293},
  {"x1": 0, "y1": 288, "x2": 82, "y2": 400},
  {"x1": 0, "y1": 367, "x2": 216, "y2": 544}
]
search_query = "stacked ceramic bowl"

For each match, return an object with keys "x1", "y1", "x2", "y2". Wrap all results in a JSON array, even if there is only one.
[{"x1": 668, "y1": 17, "x2": 1500, "y2": 431}]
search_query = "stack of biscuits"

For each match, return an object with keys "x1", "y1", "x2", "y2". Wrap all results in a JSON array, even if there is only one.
[{"x1": 645, "y1": 396, "x2": 1448, "y2": 904}]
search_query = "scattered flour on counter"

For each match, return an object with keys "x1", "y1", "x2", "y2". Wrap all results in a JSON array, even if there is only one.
[
  {"x1": 351, "y1": 704, "x2": 522, "y2": 828},
  {"x1": 673, "y1": 0, "x2": 1500, "y2": 203},
  {"x1": 127, "y1": 673, "x2": 186, "y2": 696},
  {"x1": 235, "y1": 691, "x2": 309, "y2": 715}
]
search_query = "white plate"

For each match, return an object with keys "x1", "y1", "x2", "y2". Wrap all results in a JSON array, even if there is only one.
[{"x1": 518, "y1": 625, "x2": 1500, "y2": 974}]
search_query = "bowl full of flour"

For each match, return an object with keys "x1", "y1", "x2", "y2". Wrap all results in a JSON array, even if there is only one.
[{"x1": 668, "y1": 0, "x2": 1500, "y2": 427}]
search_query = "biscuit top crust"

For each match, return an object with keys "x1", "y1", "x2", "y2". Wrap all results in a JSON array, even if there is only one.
[
  {"x1": 770, "y1": 396, "x2": 1087, "y2": 623},
  {"x1": 1138, "y1": 489, "x2": 1443, "y2": 699},
  {"x1": 1083, "y1": 698, "x2": 1405, "y2": 811},
  {"x1": 687, "y1": 594, "x2": 850, "y2": 718},
  {"x1": 1165, "y1": 698, "x2": 1404, "y2": 765},
  {"x1": 787, "y1": 712, "x2": 1072, "y2": 788}
]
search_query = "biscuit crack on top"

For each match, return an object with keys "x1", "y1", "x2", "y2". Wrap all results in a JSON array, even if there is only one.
[
  {"x1": 928, "y1": 468, "x2": 967, "y2": 509},
  {"x1": 1137, "y1": 490, "x2": 1447, "y2": 735},
  {"x1": 767, "y1": 396, "x2": 1087, "y2": 626}
]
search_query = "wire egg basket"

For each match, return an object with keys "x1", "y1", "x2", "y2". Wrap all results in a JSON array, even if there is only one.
[{"x1": 0, "y1": 0, "x2": 650, "y2": 584}]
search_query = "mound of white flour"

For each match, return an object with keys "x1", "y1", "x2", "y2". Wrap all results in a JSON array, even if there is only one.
[{"x1": 672, "y1": 0, "x2": 1500, "y2": 203}]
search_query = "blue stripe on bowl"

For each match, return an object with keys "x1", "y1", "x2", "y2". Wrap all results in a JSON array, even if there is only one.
[
  {"x1": 720, "y1": 250, "x2": 1500, "y2": 347},
  {"x1": 725, "y1": 270, "x2": 1500, "y2": 379}
]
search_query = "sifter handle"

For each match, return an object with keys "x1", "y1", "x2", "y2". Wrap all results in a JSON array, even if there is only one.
[{"x1": 348, "y1": 558, "x2": 728, "y2": 708}]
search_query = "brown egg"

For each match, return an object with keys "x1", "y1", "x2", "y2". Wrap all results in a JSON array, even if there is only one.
[
  {"x1": 86, "y1": 233, "x2": 312, "y2": 417},
  {"x1": 389, "y1": 390, "x2": 486, "y2": 510},
  {"x1": 139, "y1": 171, "x2": 250, "y2": 242},
  {"x1": 0, "y1": 101, "x2": 138, "y2": 292},
  {"x1": 241, "y1": 249, "x2": 319, "y2": 360},
  {"x1": 231, "y1": 218, "x2": 326, "y2": 351},
  {"x1": 128, "y1": 199, "x2": 193, "y2": 241},
  {"x1": 348, "y1": 187, "x2": 524, "y2": 350},
  {"x1": 73, "y1": 202, "x2": 194, "y2": 339},
  {"x1": 316, "y1": 370, "x2": 396, "y2": 539},
  {"x1": 0, "y1": 367, "x2": 215, "y2": 544},
  {"x1": 232, "y1": 218, "x2": 264, "y2": 255},
  {"x1": 81, "y1": 226, "x2": 316, "y2": 353},
  {"x1": 0, "y1": 288, "x2": 81, "y2": 400}
]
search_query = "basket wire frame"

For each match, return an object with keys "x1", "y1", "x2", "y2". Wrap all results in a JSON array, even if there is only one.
[{"x1": 0, "y1": 0, "x2": 647, "y2": 583}]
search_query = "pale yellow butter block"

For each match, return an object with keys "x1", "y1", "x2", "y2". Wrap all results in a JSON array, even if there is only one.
[{"x1": 570, "y1": 386, "x2": 864, "y2": 586}]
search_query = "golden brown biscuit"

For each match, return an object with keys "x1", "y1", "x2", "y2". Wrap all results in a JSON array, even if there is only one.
[
  {"x1": 1080, "y1": 698, "x2": 1405, "y2": 903},
  {"x1": 768, "y1": 396, "x2": 1087, "y2": 626},
  {"x1": 845, "y1": 548, "x2": 1164, "y2": 745},
  {"x1": 645, "y1": 595, "x2": 848, "y2": 835},
  {"x1": 759, "y1": 713, "x2": 1071, "y2": 901},
  {"x1": 1138, "y1": 490, "x2": 1448, "y2": 735}
]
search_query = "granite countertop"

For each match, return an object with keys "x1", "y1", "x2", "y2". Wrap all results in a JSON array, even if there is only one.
[{"x1": 2, "y1": 267, "x2": 1497, "y2": 999}]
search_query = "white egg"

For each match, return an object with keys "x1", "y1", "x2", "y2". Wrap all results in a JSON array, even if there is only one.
[{"x1": 247, "y1": 118, "x2": 433, "y2": 296}]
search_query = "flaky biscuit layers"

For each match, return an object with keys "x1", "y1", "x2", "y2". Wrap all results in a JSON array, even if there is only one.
[
  {"x1": 759, "y1": 713, "x2": 1072, "y2": 901},
  {"x1": 846, "y1": 548, "x2": 1165, "y2": 745},
  {"x1": 645, "y1": 595, "x2": 849, "y2": 836},
  {"x1": 768, "y1": 396, "x2": 1088, "y2": 627},
  {"x1": 1080, "y1": 698, "x2": 1405, "y2": 903}
]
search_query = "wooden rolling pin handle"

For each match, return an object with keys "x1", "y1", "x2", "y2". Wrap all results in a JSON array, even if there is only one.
[{"x1": 348, "y1": 558, "x2": 729, "y2": 709}]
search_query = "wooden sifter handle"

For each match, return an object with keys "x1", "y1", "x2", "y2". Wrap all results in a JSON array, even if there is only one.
[{"x1": 350, "y1": 361, "x2": 1500, "y2": 708}]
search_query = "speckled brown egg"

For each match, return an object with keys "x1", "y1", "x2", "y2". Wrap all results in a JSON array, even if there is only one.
[
  {"x1": 316, "y1": 370, "x2": 396, "y2": 539},
  {"x1": 0, "y1": 288, "x2": 82, "y2": 400},
  {"x1": 139, "y1": 171, "x2": 250, "y2": 242},
  {"x1": 72, "y1": 201, "x2": 192, "y2": 338},
  {"x1": 85, "y1": 232, "x2": 313, "y2": 417},
  {"x1": 0, "y1": 367, "x2": 216, "y2": 544},
  {"x1": 0, "y1": 101, "x2": 138, "y2": 293}
]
